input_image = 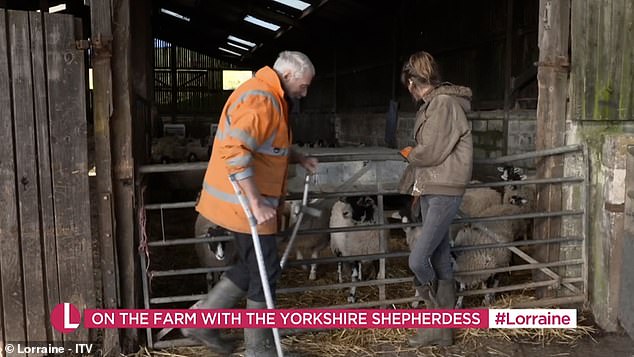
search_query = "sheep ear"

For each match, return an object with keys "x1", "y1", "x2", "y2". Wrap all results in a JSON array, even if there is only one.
[
  {"x1": 497, "y1": 166, "x2": 505, "y2": 172},
  {"x1": 391, "y1": 211, "x2": 402, "y2": 220},
  {"x1": 520, "y1": 174, "x2": 527, "y2": 180}
]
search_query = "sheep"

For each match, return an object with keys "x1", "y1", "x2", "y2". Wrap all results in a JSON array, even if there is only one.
[
  {"x1": 286, "y1": 198, "x2": 336, "y2": 281},
  {"x1": 459, "y1": 186, "x2": 502, "y2": 218},
  {"x1": 391, "y1": 210, "x2": 425, "y2": 307},
  {"x1": 498, "y1": 165, "x2": 536, "y2": 211},
  {"x1": 452, "y1": 203, "x2": 528, "y2": 307},
  {"x1": 194, "y1": 214, "x2": 236, "y2": 291},
  {"x1": 330, "y1": 196, "x2": 385, "y2": 303}
]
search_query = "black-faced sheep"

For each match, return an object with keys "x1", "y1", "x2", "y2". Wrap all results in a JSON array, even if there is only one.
[
  {"x1": 329, "y1": 196, "x2": 385, "y2": 303},
  {"x1": 194, "y1": 214, "x2": 236, "y2": 291},
  {"x1": 498, "y1": 165, "x2": 536, "y2": 211}
]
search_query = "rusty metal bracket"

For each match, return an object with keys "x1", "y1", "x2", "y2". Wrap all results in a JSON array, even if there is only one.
[
  {"x1": 75, "y1": 39, "x2": 90, "y2": 50},
  {"x1": 75, "y1": 33, "x2": 113, "y2": 55},
  {"x1": 534, "y1": 56, "x2": 570, "y2": 69}
]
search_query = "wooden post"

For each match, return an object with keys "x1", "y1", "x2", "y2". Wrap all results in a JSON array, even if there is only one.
[
  {"x1": 112, "y1": 0, "x2": 138, "y2": 350},
  {"x1": 170, "y1": 43, "x2": 177, "y2": 121},
  {"x1": 90, "y1": 0, "x2": 120, "y2": 354},
  {"x1": 503, "y1": 0, "x2": 514, "y2": 155},
  {"x1": 533, "y1": 0, "x2": 570, "y2": 297}
]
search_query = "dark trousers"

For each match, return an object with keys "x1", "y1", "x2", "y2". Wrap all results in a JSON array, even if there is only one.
[{"x1": 224, "y1": 231, "x2": 281, "y2": 302}]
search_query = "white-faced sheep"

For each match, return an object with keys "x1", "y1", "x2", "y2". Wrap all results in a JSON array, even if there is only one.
[
  {"x1": 286, "y1": 198, "x2": 336, "y2": 281},
  {"x1": 194, "y1": 214, "x2": 236, "y2": 291},
  {"x1": 460, "y1": 186, "x2": 503, "y2": 218},
  {"x1": 452, "y1": 203, "x2": 528, "y2": 306},
  {"x1": 330, "y1": 196, "x2": 385, "y2": 303}
]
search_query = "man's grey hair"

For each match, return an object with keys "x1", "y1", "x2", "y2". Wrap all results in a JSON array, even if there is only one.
[{"x1": 273, "y1": 51, "x2": 315, "y2": 78}]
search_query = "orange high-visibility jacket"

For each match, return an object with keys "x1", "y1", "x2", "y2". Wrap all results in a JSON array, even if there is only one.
[{"x1": 196, "y1": 66, "x2": 291, "y2": 234}]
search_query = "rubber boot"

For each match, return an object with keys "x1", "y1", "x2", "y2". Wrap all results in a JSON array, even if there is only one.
[
  {"x1": 435, "y1": 279, "x2": 456, "y2": 345},
  {"x1": 409, "y1": 280, "x2": 456, "y2": 347},
  {"x1": 409, "y1": 282, "x2": 443, "y2": 347},
  {"x1": 244, "y1": 299, "x2": 276, "y2": 357},
  {"x1": 181, "y1": 278, "x2": 246, "y2": 354}
]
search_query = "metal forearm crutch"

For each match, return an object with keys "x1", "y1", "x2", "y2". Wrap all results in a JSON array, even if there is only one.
[
  {"x1": 228, "y1": 174, "x2": 284, "y2": 357},
  {"x1": 280, "y1": 173, "x2": 321, "y2": 269}
]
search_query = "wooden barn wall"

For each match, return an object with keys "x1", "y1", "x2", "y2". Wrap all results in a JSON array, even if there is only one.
[
  {"x1": 571, "y1": 0, "x2": 634, "y2": 121},
  {"x1": 0, "y1": 9, "x2": 94, "y2": 346}
]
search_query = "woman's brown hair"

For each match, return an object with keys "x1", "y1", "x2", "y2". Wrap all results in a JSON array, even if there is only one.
[{"x1": 401, "y1": 51, "x2": 441, "y2": 88}]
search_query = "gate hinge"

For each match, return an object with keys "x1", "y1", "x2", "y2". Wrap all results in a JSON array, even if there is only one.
[{"x1": 75, "y1": 39, "x2": 91, "y2": 50}]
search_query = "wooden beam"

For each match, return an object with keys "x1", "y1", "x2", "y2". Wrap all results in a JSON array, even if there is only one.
[
  {"x1": 503, "y1": 0, "x2": 514, "y2": 155},
  {"x1": 111, "y1": 0, "x2": 138, "y2": 350},
  {"x1": 89, "y1": 0, "x2": 120, "y2": 354},
  {"x1": 533, "y1": 0, "x2": 570, "y2": 298}
]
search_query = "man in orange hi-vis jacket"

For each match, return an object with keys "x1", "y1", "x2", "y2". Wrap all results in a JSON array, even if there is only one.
[{"x1": 182, "y1": 51, "x2": 317, "y2": 357}]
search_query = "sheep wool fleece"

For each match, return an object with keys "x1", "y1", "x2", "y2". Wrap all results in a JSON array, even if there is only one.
[{"x1": 196, "y1": 66, "x2": 291, "y2": 235}]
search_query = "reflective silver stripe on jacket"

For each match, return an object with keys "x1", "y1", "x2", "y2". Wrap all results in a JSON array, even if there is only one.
[
  {"x1": 227, "y1": 154, "x2": 253, "y2": 168},
  {"x1": 203, "y1": 180, "x2": 279, "y2": 208},
  {"x1": 203, "y1": 180, "x2": 240, "y2": 204}
]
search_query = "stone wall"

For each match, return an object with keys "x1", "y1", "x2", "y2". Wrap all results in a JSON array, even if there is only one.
[
  {"x1": 566, "y1": 123, "x2": 634, "y2": 331},
  {"x1": 334, "y1": 110, "x2": 537, "y2": 164}
]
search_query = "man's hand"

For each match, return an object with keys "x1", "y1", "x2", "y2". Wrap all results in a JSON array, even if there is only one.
[
  {"x1": 299, "y1": 156, "x2": 318, "y2": 174},
  {"x1": 249, "y1": 197, "x2": 277, "y2": 224}
]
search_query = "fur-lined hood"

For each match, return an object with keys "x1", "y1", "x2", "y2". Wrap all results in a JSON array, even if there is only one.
[{"x1": 422, "y1": 84, "x2": 472, "y2": 112}]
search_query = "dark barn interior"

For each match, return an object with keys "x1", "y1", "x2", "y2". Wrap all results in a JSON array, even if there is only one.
[{"x1": 1, "y1": 0, "x2": 634, "y2": 355}]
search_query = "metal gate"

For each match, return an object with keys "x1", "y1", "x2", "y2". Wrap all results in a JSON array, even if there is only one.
[
  {"x1": 0, "y1": 9, "x2": 93, "y2": 346},
  {"x1": 138, "y1": 145, "x2": 588, "y2": 348}
]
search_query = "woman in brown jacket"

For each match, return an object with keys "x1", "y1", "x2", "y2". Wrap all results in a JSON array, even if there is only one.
[{"x1": 399, "y1": 51, "x2": 473, "y2": 347}]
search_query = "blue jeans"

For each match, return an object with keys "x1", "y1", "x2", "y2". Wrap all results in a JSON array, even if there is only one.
[{"x1": 408, "y1": 195, "x2": 462, "y2": 285}]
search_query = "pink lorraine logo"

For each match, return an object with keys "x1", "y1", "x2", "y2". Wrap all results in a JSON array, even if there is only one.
[{"x1": 50, "y1": 303, "x2": 82, "y2": 333}]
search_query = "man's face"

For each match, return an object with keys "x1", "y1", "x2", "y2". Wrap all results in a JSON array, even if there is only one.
[{"x1": 282, "y1": 71, "x2": 314, "y2": 99}]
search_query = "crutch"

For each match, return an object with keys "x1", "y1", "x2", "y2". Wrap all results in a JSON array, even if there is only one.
[
  {"x1": 228, "y1": 174, "x2": 284, "y2": 357},
  {"x1": 280, "y1": 173, "x2": 322, "y2": 269}
]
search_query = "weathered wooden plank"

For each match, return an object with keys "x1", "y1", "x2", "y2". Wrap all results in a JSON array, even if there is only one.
[
  {"x1": 30, "y1": 11, "x2": 62, "y2": 343},
  {"x1": 44, "y1": 12, "x2": 94, "y2": 342},
  {"x1": 534, "y1": 0, "x2": 570, "y2": 298},
  {"x1": 618, "y1": 0, "x2": 633, "y2": 120},
  {"x1": 593, "y1": 0, "x2": 614, "y2": 119},
  {"x1": 570, "y1": 0, "x2": 587, "y2": 120},
  {"x1": 0, "y1": 9, "x2": 26, "y2": 344},
  {"x1": 90, "y1": 0, "x2": 120, "y2": 353},
  {"x1": 584, "y1": 0, "x2": 598, "y2": 119},
  {"x1": 608, "y1": 0, "x2": 625, "y2": 120},
  {"x1": 9, "y1": 9, "x2": 48, "y2": 345}
]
